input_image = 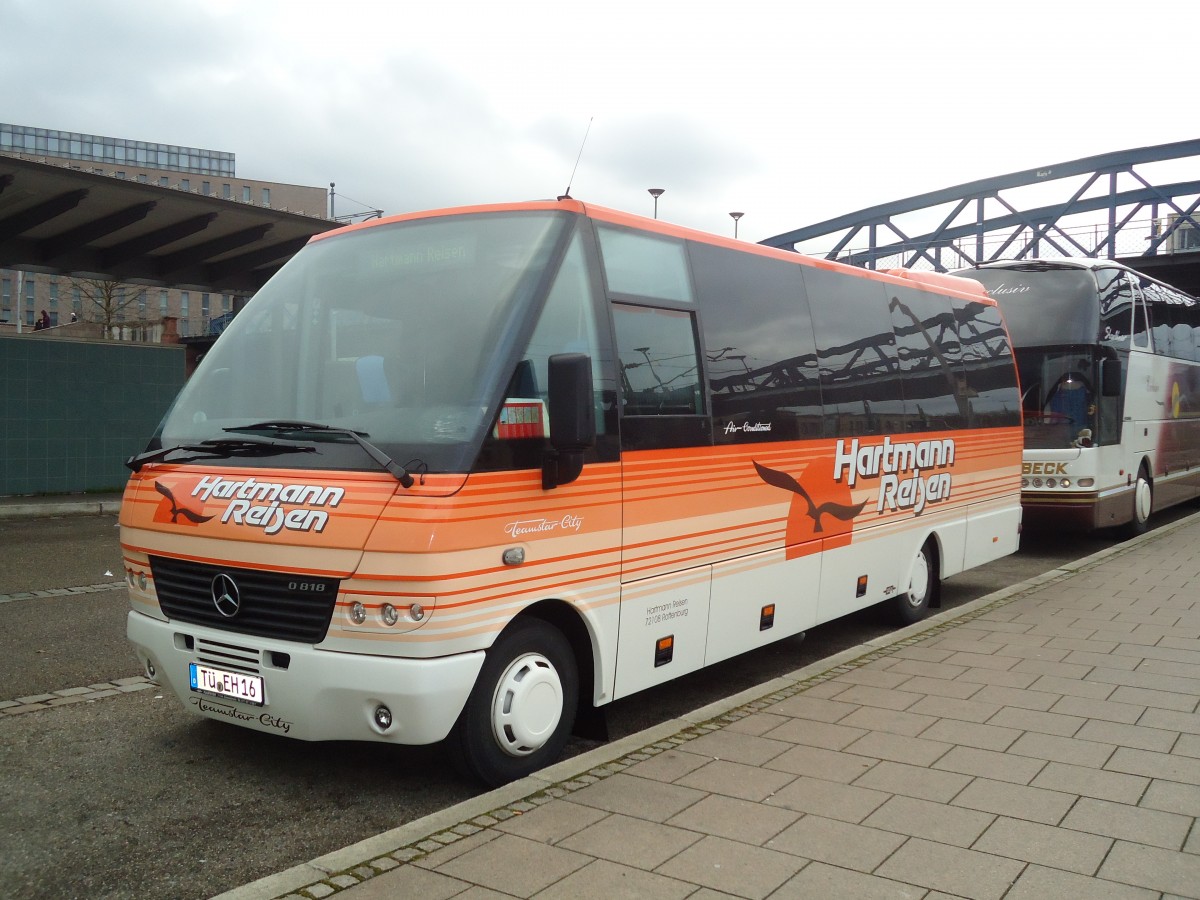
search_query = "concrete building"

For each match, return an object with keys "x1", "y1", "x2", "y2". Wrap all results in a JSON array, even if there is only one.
[{"x1": 0, "y1": 122, "x2": 329, "y2": 339}]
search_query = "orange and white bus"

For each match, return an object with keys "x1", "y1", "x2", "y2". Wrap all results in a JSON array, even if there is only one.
[{"x1": 121, "y1": 199, "x2": 1022, "y2": 785}]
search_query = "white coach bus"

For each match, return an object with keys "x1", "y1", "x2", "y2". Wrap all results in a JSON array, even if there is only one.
[{"x1": 955, "y1": 258, "x2": 1200, "y2": 533}]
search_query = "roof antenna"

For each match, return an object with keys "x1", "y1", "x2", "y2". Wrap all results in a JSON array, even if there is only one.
[{"x1": 560, "y1": 117, "x2": 593, "y2": 200}]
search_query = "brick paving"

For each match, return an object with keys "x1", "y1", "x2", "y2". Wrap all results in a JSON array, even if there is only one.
[{"x1": 209, "y1": 512, "x2": 1200, "y2": 900}]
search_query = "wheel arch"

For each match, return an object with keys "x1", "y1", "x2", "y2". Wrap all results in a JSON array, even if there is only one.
[{"x1": 507, "y1": 599, "x2": 603, "y2": 735}]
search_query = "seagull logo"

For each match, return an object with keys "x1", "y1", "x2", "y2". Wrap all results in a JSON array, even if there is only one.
[
  {"x1": 154, "y1": 481, "x2": 214, "y2": 525},
  {"x1": 754, "y1": 461, "x2": 867, "y2": 533}
]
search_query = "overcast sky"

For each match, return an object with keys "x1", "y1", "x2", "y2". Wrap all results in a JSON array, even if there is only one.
[{"x1": 2, "y1": 0, "x2": 1194, "y2": 247}]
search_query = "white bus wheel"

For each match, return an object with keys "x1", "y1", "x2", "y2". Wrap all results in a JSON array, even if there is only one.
[
  {"x1": 1125, "y1": 467, "x2": 1153, "y2": 538},
  {"x1": 889, "y1": 540, "x2": 937, "y2": 626},
  {"x1": 448, "y1": 619, "x2": 578, "y2": 787}
]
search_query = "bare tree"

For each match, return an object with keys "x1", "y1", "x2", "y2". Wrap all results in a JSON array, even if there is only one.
[{"x1": 70, "y1": 278, "x2": 149, "y2": 337}]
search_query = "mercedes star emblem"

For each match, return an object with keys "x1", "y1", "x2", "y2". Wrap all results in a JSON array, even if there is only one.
[{"x1": 211, "y1": 573, "x2": 242, "y2": 618}]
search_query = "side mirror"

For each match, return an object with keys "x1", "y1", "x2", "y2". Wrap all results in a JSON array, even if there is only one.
[
  {"x1": 543, "y1": 353, "x2": 595, "y2": 489},
  {"x1": 1101, "y1": 357, "x2": 1122, "y2": 397}
]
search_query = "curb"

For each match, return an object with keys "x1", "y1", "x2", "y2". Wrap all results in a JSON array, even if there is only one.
[
  {"x1": 0, "y1": 498, "x2": 122, "y2": 520},
  {"x1": 213, "y1": 507, "x2": 1200, "y2": 900}
]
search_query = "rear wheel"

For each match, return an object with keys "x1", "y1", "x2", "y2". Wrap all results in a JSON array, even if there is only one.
[
  {"x1": 889, "y1": 540, "x2": 938, "y2": 626},
  {"x1": 448, "y1": 619, "x2": 578, "y2": 787}
]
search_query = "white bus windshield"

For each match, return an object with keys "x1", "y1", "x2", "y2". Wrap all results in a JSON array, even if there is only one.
[{"x1": 158, "y1": 211, "x2": 570, "y2": 473}]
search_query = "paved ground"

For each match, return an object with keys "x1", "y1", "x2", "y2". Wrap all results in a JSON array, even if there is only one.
[
  {"x1": 10, "y1": 494, "x2": 1197, "y2": 899},
  {"x1": 205, "y1": 511, "x2": 1200, "y2": 900}
]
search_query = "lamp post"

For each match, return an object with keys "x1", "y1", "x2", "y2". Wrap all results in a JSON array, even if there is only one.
[
  {"x1": 729, "y1": 211, "x2": 744, "y2": 238},
  {"x1": 648, "y1": 188, "x2": 665, "y2": 219}
]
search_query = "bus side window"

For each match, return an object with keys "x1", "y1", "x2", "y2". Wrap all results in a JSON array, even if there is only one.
[
  {"x1": 613, "y1": 303, "x2": 709, "y2": 450},
  {"x1": 956, "y1": 300, "x2": 1020, "y2": 429},
  {"x1": 478, "y1": 232, "x2": 610, "y2": 468},
  {"x1": 1097, "y1": 268, "x2": 1132, "y2": 350},
  {"x1": 803, "y1": 267, "x2": 901, "y2": 438},
  {"x1": 889, "y1": 287, "x2": 965, "y2": 432},
  {"x1": 687, "y1": 241, "x2": 822, "y2": 442},
  {"x1": 1131, "y1": 281, "x2": 1151, "y2": 349}
]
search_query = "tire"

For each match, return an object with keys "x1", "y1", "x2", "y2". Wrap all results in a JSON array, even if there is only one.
[
  {"x1": 888, "y1": 540, "x2": 938, "y2": 626},
  {"x1": 1123, "y1": 466, "x2": 1153, "y2": 538},
  {"x1": 448, "y1": 619, "x2": 578, "y2": 787}
]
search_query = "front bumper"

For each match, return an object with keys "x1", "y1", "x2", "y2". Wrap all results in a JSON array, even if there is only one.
[{"x1": 127, "y1": 611, "x2": 484, "y2": 745}]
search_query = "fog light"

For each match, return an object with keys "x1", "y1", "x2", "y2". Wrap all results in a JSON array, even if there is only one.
[
  {"x1": 373, "y1": 705, "x2": 393, "y2": 730},
  {"x1": 1079, "y1": 477, "x2": 1095, "y2": 487},
  {"x1": 350, "y1": 602, "x2": 366, "y2": 625},
  {"x1": 409, "y1": 603, "x2": 425, "y2": 622},
  {"x1": 381, "y1": 603, "x2": 398, "y2": 627},
  {"x1": 146, "y1": 661, "x2": 156, "y2": 679},
  {"x1": 138, "y1": 573, "x2": 148, "y2": 591}
]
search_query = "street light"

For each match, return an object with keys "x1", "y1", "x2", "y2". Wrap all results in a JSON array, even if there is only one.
[
  {"x1": 648, "y1": 188, "x2": 665, "y2": 219},
  {"x1": 729, "y1": 211, "x2": 744, "y2": 238}
]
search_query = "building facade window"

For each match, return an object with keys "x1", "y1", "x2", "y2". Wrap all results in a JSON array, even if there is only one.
[
  {"x1": 242, "y1": 185, "x2": 251, "y2": 202},
  {"x1": 160, "y1": 289, "x2": 168, "y2": 317},
  {"x1": 180, "y1": 291, "x2": 189, "y2": 318},
  {"x1": 261, "y1": 187, "x2": 271, "y2": 207}
]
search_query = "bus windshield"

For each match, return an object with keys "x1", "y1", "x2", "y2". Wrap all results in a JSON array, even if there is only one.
[
  {"x1": 158, "y1": 211, "x2": 570, "y2": 474},
  {"x1": 1016, "y1": 346, "x2": 1100, "y2": 449}
]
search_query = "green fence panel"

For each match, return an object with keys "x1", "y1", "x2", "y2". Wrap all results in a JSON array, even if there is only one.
[{"x1": 0, "y1": 336, "x2": 185, "y2": 495}]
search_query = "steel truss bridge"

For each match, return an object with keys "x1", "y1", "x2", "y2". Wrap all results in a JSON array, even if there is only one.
[{"x1": 761, "y1": 139, "x2": 1200, "y2": 296}]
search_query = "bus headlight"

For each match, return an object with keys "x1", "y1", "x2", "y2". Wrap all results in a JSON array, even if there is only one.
[
  {"x1": 1032, "y1": 478, "x2": 1044, "y2": 488},
  {"x1": 350, "y1": 602, "x2": 366, "y2": 625},
  {"x1": 1060, "y1": 479, "x2": 1071, "y2": 488},
  {"x1": 381, "y1": 603, "x2": 399, "y2": 627},
  {"x1": 1046, "y1": 478, "x2": 1057, "y2": 488}
]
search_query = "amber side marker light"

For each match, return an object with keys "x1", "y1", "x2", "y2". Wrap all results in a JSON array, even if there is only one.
[
  {"x1": 654, "y1": 635, "x2": 674, "y2": 667},
  {"x1": 760, "y1": 604, "x2": 776, "y2": 631},
  {"x1": 856, "y1": 575, "x2": 868, "y2": 598}
]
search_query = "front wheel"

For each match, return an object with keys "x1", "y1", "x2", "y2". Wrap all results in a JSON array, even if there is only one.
[
  {"x1": 888, "y1": 540, "x2": 938, "y2": 626},
  {"x1": 448, "y1": 619, "x2": 579, "y2": 787},
  {"x1": 1123, "y1": 467, "x2": 1153, "y2": 538}
]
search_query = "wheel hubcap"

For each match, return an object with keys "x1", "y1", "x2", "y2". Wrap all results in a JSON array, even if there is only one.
[
  {"x1": 1135, "y1": 478, "x2": 1152, "y2": 522},
  {"x1": 490, "y1": 652, "x2": 563, "y2": 757},
  {"x1": 907, "y1": 552, "x2": 930, "y2": 608}
]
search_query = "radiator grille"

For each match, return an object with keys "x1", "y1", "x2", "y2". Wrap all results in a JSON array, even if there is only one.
[
  {"x1": 195, "y1": 637, "x2": 262, "y2": 674},
  {"x1": 151, "y1": 556, "x2": 339, "y2": 644}
]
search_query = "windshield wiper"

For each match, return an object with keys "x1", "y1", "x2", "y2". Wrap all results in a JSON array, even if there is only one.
[
  {"x1": 223, "y1": 420, "x2": 415, "y2": 487},
  {"x1": 126, "y1": 438, "x2": 318, "y2": 472}
]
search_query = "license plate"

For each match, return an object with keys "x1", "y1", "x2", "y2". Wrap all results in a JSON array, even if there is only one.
[{"x1": 189, "y1": 663, "x2": 265, "y2": 706}]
